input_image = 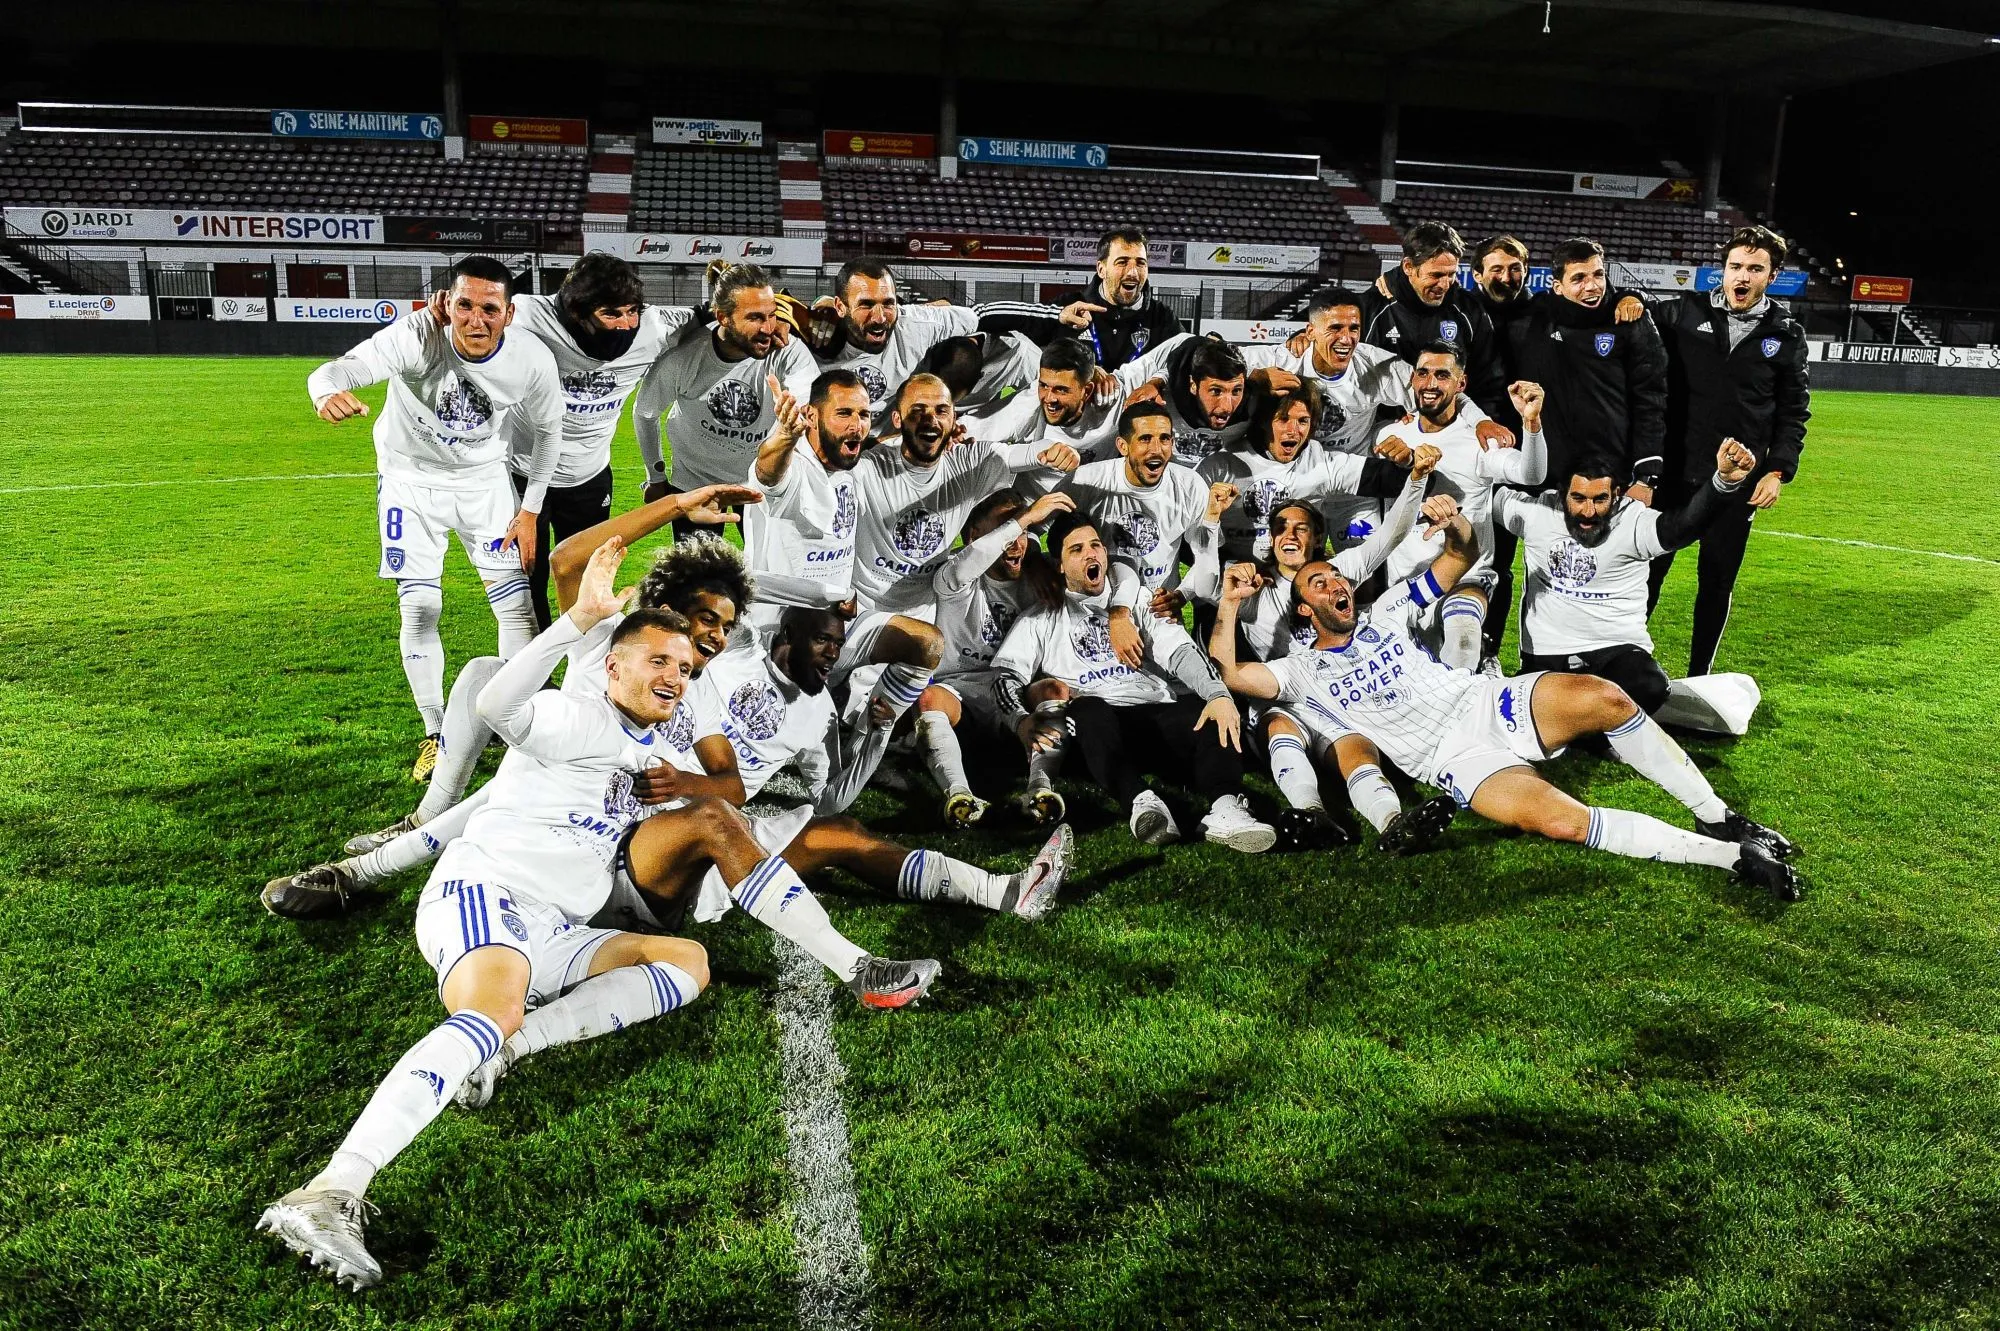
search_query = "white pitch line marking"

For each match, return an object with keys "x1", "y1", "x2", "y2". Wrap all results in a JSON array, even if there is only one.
[
  {"x1": 1754, "y1": 527, "x2": 2000, "y2": 567},
  {"x1": 0, "y1": 472, "x2": 376, "y2": 495},
  {"x1": 771, "y1": 938, "x2": 873, "y2": 1331}
]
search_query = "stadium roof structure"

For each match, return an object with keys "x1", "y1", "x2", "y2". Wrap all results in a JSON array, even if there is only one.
[{"x1": 15, "y1": 0, "x2": 1992, "y2": 106}]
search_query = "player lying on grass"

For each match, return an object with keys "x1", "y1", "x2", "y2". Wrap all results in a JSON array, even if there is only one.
[
  {"x1": 267, "y1": 539, "x2": 1070, "y2": 957},
  {"x1": 259, "y1": 545, "x2": 938, "y2": 1292},
  {"x1": 1181, "y1": 447, "x2": 1439, "y2": 850},
  {"x1": 1208, "y1": 496, "x2": 1801, "y2": 897}
]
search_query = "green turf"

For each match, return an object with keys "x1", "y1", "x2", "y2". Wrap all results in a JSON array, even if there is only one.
[{"x1": 3, "y1": 359, "x2": 1999, "y2": 1329}]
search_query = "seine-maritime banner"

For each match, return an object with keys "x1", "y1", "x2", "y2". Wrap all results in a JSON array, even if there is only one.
[{"x1": 270, "y1": 109, "x2": 444, "y2": 141}]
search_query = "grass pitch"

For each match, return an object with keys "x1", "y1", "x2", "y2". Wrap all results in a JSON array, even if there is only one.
[{"x1": 3, "y1": 357, "x2": 2000, "y2": 1329}]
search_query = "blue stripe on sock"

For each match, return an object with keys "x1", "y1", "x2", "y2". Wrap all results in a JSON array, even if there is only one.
[
  {"x1": 445, "y1": 1012, "x2": 497, "y2": 1062},
  {"x1": 1268, "y1": 736, "x2": 1307, "y2": 755},
  {"x1": 1606, "y1": 711, "x2": 1647, "y2": 738},
  {"x1": 1441, "y1": 605, "x2": 1484, "y2": 621},
  {"x1": 736, "y1": 858, "x2": 780, "y2": 913},
  {"x1": 399, "y1": 580, "x2": 442, "y2": 596},
  {"x1": 1586, "y1": 807, "x2": 1604, "y2": 850},
  {"x1": 648, "y1": 963, "x2": 683, "y2": 1012},
  {"x1": 642, "y1": 962, "x2": 669, "y2": 1015},
  {"x1": 1346, "y1": 764, "x2": 1382, "y2": 789},
  {"x1": 486, "y1": 582, "x2": 530, "y2": 602}
]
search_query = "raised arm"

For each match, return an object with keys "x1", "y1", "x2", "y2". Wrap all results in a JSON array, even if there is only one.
[
  {"x1": 1419, "y1": 497, "x2": 1479, "y2": 596},
  {"x1": 1476, "y1": 381, "x2": 1548, "y2": 487},
  {"x1": 1625, "y1": 311, "x2": 1670, "y2": 489},
  {"x1": 550, "y1": 482, "x2": 763, "y2": 612},
  {"x1": 752, "y1": 374, "x2": 809, "y2": 487},
  {"x1": 477, "y1": 539, "x2": 631, "y2": 757},
  {"x1": 1332, "y1": 448, "x2": 1437, "y2": 583},
  {"x1": 1654, "y1": 439, "x2": 1754, "y2": 551},
  {"x1": 1207, "y1": 564, "x2": 1283, "y2": 701},
  {"x1": 306, "y1": 317, "x2": 419, "y2": 421}
]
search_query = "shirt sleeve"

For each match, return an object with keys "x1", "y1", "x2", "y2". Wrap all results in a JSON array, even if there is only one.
[
  {"x1": 776, "y1": 338, "x2": 818, "y2": 404},
  {"x1": 632, "y1": 352, "x2": 673, "y2": 485},
  {"x1": 511, "y1": 351, "x2": 565, "y2": 511},
  {"x1": 1476, "y1": 426, "x2": 1548, "y2": 488},
  {"x1": 933, "y1": 518, "x2": 1025, "y2": 600},
  {"x1": 306, "y1": 313, "x2": 425, "y2": 402},
  {"x1": 476, "y1": 615, "x2": 619, "y2": 762}
]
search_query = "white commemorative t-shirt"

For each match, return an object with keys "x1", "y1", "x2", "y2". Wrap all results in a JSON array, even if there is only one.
[
  {"x1": 308, "y1": 310, "x2": 564, "y2": 492},
  {"x1": 634, "y1": 330, "x2": 818, "y2": 489},
  {"x1": 1381, "y1": 410, "x2": 1514, "y2": 586},
  {"x1": 988, "y1": 566, "x2": 1179, "y2": 706},
  {"x1": 1267, "y1": 571, "x2": 1479, "y2": 782},
  {"x1": 698, "y1": 646, "x2": 836, "y2": 801},
  {"x1": 561, "y1": 612, "x2": 726, "y2": 775},
  {"x1": 1243, "y1": 340, "x2": 1414, "y2": 453},
  {"x1": 453, "y1": 690, "x2": 685, "y2": 921},
  {"x1": 507, "y1": 296, "x2": 691, "y2": 486},
  {"x1": 1061, "y1": 458, "x2": 1209, "y2": 590},
  {"x1": 1497, "y1": 490, "x2": 1669, "y2": 656},
  {"x1": 929, "y1": 518, "x2": 1044, "y2": 678},
  {"x1": 819, "y1": 302, "x2": 978, "y2": 413},
  {"x1": 741, "y1": 440, "x2": 862, "y2": 610},
  {"x1": 850, "y1": 437, "x2": 1051, "y2": 613},
  {"x1": 1195, "y1": 445, "x2": 1371, "y2": 564}
]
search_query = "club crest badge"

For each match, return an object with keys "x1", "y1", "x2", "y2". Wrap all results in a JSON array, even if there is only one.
[
  {"x1": 1438, "y1": 319, "x2": 1460, "y2": 343},
  {"x1": 563, "y1": 368, "x2": 619, "y2": 401},
  {"x1": 386, "y1": 546, "x2": 405, "y2": 572},
  {"x1": 1118, "y1": 512, "x2": 1162, "y2": 554},
  {"x1": 1131, "y1": 328, "x2": 1151, "y2": 355},
  {"x1": 855, "y1": 363, "x2": 889, "y2": 405},
  {"x1": 707, "y1": 378, "x2": 762, "y2": 428},
  {"x1": 1548, "y1": 539, "x2": 1599, "y2": 586},
  {"x1": 891, "y1": 508, "x2": 947, "y2": 561},
  {"x1": 1592, "y1": 333, "x2": 1616, "y2": 357},
  {"x1": 728, "y1": 680, "x2": 786, "y2": 741},
  {"x1": 1760, "y1": 337, "x2": 1781, "y2": 358},
  {"x1": 1357, "y1": 624, "x2": 1382, "y2": 645},
  {"x1": 832, "y1": 482, "x2": 858, "y2": 539},
  {"x1": 1071, "y1": 616, "x2": 1116, "y2": 662},
  {"x1": 433, "y1": 377, "x2": 493, "y2": 431}
]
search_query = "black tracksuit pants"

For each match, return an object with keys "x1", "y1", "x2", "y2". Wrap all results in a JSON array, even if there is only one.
[
  {"x1": 512, "y1": 466, "x2": 615, "y2": 630},
  {"x1": 1645, "y1": 484, "x2": 1756, "y2": 676},
  {"x1": 1519, "y1": 643, "x2": 1672, "y2": 716},
  {"x1": 1066, "y1": 695, "x2": 1243, "y2": 805}
]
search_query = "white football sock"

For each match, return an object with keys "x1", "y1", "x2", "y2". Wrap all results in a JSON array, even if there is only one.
[
  {"x1": 1027, "y1": 700, "x2": 1068, "y2": 791},
  {"x1": 870, "y1": 662, "x2": 933, "y2": 727},
  {"x1": 916, "y1": 709, "x2": 972, "y2": 795},
  {"x1": 417, "y1": 656, "x2": 502, "y2": 821},
  {"x1": 342, "y1": 789, "x2": 484, "y2": 887},
  {"x1": 1603, "y1": 709, "x2": 1728, "y2": 823},
  {"x1": 1267, "y1": 732, "x2": 1323, "y2": 811},
  {"x1": 505, "y1": 961, "x2": 701, "y2": 1064},
  {"x1": 895, "y1": 847, "x2": 1009, "y2": 911},
  {"x1": 1345, "y1": 763, "x2": 1403, "y2": 833},
  {"x1": 1586, "y1": 806, "x2": 1740, "y2": 869},
  {"x1": 486, "y1": 576, "x2": 537, "y2": 660},
  {"x1": 397, "y1": 580, "x2": 446, "y2": 735},
  {"x1": 731, "y1": 856, "x2": 867, "y2": 982},
  {"x1": 310, "y1": 1009, "x2": 502, "y2": 1197},
  {"x1": 1439, "y1": 594, "x2": 1484, "y2": 671}
]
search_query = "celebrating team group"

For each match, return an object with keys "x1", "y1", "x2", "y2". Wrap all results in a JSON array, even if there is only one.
[{"x1": 257, "y1": 216, "x2": 1811, "y2": 1288}]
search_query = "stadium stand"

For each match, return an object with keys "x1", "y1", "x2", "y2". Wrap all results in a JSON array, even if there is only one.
[
  {"x1": 0, "y1": 133, "x2": 588, "y2": 235},
  {"x1": 628, "y1": 147, "x2": 781, "y2": 233},
  {"x1": 821, "y1": 158, "x2": 1366, "y2": 256},
  {"x1": 1383, "y1": 183, "x2": 1742, "y2": 266}
]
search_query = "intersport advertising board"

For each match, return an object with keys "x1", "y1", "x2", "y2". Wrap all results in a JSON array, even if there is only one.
[{"x1": 6, "y1": 207, "x2": 387, "y2": 244}]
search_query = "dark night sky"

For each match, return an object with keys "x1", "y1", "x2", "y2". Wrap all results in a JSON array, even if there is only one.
[{"x1": 4, "y1": 5, "x2": 1995, "y2": 307}]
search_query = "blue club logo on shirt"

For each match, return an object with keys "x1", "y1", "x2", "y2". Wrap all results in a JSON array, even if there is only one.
[
  {"x1": 1438, "y1": 319, "x2": 1460, "y2": 343},
  {"x1": 1760, "y1": 337, "x2": 1781, "y2": 358},
  {"x1": 1593, "y1": 333, "x2": 1616, "y2": 357}
]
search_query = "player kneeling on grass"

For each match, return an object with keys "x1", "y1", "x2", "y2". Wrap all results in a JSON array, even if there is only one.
[
  {"x1": 258, "y1": 543, "x2": 894, "y2": 1291},
  {"x1": 991, "y1": 511, "x2": 1276, "y2": 851},
  {"x1": 1209, "y1": 498, "x2": 1800, "y2": 897}
]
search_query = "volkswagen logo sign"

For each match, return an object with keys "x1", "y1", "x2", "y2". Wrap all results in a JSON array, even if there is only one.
[{"x1": 40, "y1": 210, "x2": 68, "y2": 237}]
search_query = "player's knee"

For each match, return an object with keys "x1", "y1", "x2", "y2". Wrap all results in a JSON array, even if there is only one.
[
  {"x1": 673, "y1": 940, "x2": 711, "y2": 993},
  {"x1": 801, "y1": 814, "x2": 863, "y2": 849},
  {"x1": 886, "y1": 620, "x2": 944, "y2": 669},
  {"x1": 1533, "y1": 803, "x2": 1591, "y2": 843},
  {"x1": 1264, "y1": 714, "x2": 1304, "y2": 741},
  {"x1": 398, "y1": 583, "x2": 443, "y2": 632},
  {"x1": 1578, "y1": 674, "x2": 1637, "y2": 724},
  {"x1": 1626, "y1": 666, "x2": 1670, "y2": 716},
  {"x1": 686, "y1": 795, "x2": 751, "y2": 844},
  {"x1": 918, "y1": 685, "x2": 958, "y2": 720}
]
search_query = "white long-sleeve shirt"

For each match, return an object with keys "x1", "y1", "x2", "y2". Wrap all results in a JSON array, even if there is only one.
[
  {"x1": 307, "y1": 310, "x2": 563, "y2": 509},
  {"x1": 1060, "y1": 457, "x2": 1210, "y2": 591},
  {"x1": 740, "y1": 439, "x2": 862, "y2": 611},
  {"x1": 989, "y1": 565, "x2": 1220, "y2": 709},
  {"x1": 1185, "y1": 469, "x2": 1428, "y2": 662},
  {"x1": 632, "y1": 329, "x2": 818, "y2": 490},
  {"x1": 930, "y1": 517, "x2": 1047, "y2": 677},
  {"x1": 506, "y1": 296, "x2": 691, "y2": 487},
  {"x1": 464, "y1": 615, "x2": 693, "y2": 919},
  {"x1": 1194, "y1": 445, "x2": 1376, "y2": 564},
  {"x1": 1383, "y1": 415, "x2": 1546, "y2": 585},
  {"x1": 817, "y1": 302, "x2": 978, "y2": 413}
]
